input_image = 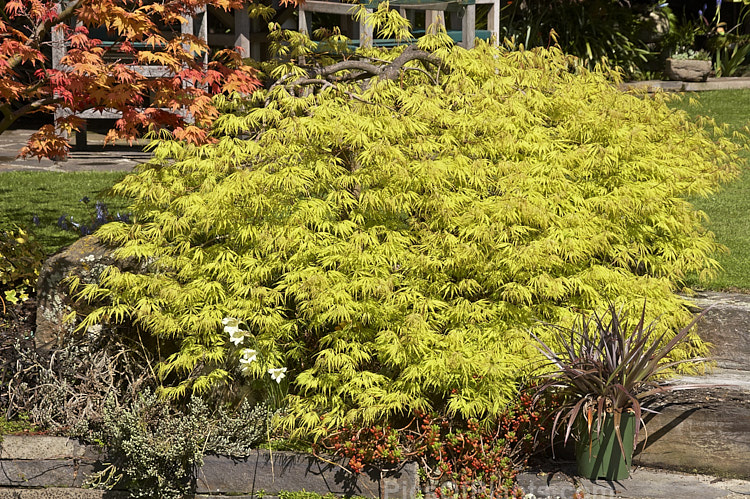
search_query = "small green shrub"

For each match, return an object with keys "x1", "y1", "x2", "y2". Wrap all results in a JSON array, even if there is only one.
[
  {"x1": 0, "y1": 226, "x2": 45, "y2": 306},
  {"x1": 204, "y1": 398, "x2": 274, "y2": 458},
  {"x1": 670, "y1": 49, "x2": 712, "y2": 61},
  {"x1": 80, "y1": 391, "x2": 271, "y2": 498},
  {"x1": 82, "y1": 392, "x2": 205, "y2": 498},
  {"x1": 82, "y1": 29, "x2": 744, "y2": 437}
]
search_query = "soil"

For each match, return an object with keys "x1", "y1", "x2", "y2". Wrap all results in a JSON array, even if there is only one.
[
  {"x1": 0, "y1": 296, "x2": 37, "y2": 408},
  {"x1": 0, "y1": 295, "x2": 36, "y2": 349}
]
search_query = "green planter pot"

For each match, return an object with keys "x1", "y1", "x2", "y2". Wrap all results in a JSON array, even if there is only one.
[{"x1": 575, "y1": 412, "x2": 635, "y2": 481}]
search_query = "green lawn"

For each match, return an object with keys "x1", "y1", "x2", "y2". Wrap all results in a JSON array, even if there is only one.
[
  {"x1": 0, "y1": 171, "x2": 128, "y2": 254},
  {"x1": 668, "y1": 90, "x2": 750, "y2": 291}
]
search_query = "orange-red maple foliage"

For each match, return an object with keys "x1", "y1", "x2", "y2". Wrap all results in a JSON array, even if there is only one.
[{"x1": 0, "y1": 0, "x2": 294, "y2": 159}]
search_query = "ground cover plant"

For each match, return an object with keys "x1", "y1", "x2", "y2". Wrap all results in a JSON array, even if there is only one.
[
  {"x1": 313, "y1": 392, "x2": 547, "y2": 499},
  {"x1": 667, "y1": 89, "x2": 750, "y2": 291},
  {"x1": 75, "y1": 8, "x2": 745, "y2": 447}
]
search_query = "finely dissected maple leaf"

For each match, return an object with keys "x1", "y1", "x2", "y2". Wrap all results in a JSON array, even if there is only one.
[
  {"x1": 0, "y1": 0, "x2": 282, "y2": 159},
  {"x1": 4, "y1": 1, "x2": 25, "y2": 16},
  {"x1": 19, "y1": 124, "x2": 70, "y2": 159},
  {"x1": 172, "y1": 125, "x2": 209, "y2": 143}
]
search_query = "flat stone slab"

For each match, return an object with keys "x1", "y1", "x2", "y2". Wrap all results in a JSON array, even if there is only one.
[
  {"x1": 582, "y1": 467, "x2": 750, "y2": 498},
  {"x1": 516, "y1": 470, "x2": 582, "y2": 498},
  {"x1": 0, "y1": 436, "x2": 89, "y2": 460},
  {"x1": 0, "y1": 460, "x2": 95, "y2": 488},
  {"x1": 623, "y1": 77, "x2": 750, "y2": 92},
  {"x1": 518, "y1": 466, "x2": 750, "y2": 499},
  {"x1": 0, "y1": 489, "x2": 127, "y2": 499}
]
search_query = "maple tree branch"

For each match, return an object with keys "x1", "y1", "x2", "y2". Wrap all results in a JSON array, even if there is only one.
[
  {"x1": 380, "y1": 45, "x2": 442, "y2": 80},
  {"x1": 0, "y1": 105, "x2": 14, "y2": 135},
  {"x1": 0, "y1": 97, "x2": 60, "y2": 135},
  {"x1": 0, "y1": 75, "x2": 51, "y2": 133},
  {"x1": 45, "y1": 0, "x2": 83, "y2": 39},
  {"x1": 403, "y1": 65, "x2": 439, "y2": 85},
  {"x1": 291, "y1": 45, "x2": 442, "y2": 88},
  {"x1": 8, "y1": 0, "x2": 83, "y2": 71},
  {"x1": 310, "y1": 60, "x2": 383, "y2": 80}
]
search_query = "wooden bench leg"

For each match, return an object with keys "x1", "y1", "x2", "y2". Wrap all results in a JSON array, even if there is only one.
[{"x1": 74, "y1": 120, "x2": 87, "y2": 150}]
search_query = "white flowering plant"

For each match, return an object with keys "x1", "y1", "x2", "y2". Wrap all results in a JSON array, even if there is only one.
[{"x1": 222, "y1": 317, "x2": 288, "y2": 400}]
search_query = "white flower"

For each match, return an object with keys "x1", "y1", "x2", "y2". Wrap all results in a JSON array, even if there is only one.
[
  {"x1": 239, "y1": 349, "x2": 257, "y2": 370},
  {"x1": 268, "y1": 367, "x2": 287, "y2": 383},
  {"x1": 223, "y1": 317, "x2": 246, "y2": 345},
  {"x1": 228, "y1": 329, "x2": 246, "y2": 346},
  {"x1": 222, "y1": 317, "x2": 241, "y2": 334}
]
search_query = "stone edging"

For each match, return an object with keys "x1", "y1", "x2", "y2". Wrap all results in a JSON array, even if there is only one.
[
  {"x1": 0, "y1": 435, "x2": 418, "y2": 498},
  {"x1": 622, "y1": 76, "x2": 750, "y2": 92}
]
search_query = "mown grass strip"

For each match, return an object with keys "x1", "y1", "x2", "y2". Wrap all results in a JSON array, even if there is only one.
[
  {"x1": 0, "y1": 171, "x2": 128, "y2": 254},
  {"x1": 669, "y1": 89, "x2": 750, "y2": 291}
]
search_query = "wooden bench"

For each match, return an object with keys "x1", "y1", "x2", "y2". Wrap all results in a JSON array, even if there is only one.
[
  {"x1": 298, "y1": 0, "x2": 501, "y2": 49},
  {"x1": 51, "y1": 8, "x2": 209, "y2": 147}
]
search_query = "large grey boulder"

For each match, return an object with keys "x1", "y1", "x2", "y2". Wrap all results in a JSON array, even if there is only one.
[
  {"x1": 34, "y1": 235, "x2": 135, "y2": 352},
  {"x1": 665, "y1": 58, "x2": 712, "y2": 82},
  {"x1": 691, "y1": 291, "x2": 750, "y2": 371}
]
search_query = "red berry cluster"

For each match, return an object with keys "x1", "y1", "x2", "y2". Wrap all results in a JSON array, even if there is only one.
[{"x1": 314, "y1": 391, "x2": 550, "y2": 499}]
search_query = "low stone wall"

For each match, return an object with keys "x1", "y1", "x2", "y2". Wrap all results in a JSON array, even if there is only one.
[
  {"x1": 0, "y1": 435, "x2": 587, "y2": 499},
  {"x1": 0, "y1": 435, "x2": 419, "y2": 498},
  {"x1": 633, "y1": 292, "x2": 750, "y2": 479},
  {"x1": 634, "y1": 386, "x2": 750, "y2": 479}
]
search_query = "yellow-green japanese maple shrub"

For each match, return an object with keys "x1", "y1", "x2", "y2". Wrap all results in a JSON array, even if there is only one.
[{"x1": 81, "y1": 32, "x2": 743, "y2": 437}]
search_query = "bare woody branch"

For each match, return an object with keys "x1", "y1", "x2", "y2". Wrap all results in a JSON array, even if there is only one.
[{"x1": 291, "y1": 45, "x2": 442, "y2": 88}]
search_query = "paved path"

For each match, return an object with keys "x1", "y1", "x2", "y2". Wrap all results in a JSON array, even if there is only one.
[
  {"x1": 519, "y1": 466, "x2": 750, "y2": 498},
  {"x1": 0, "y1": 128, "x2": 149, "y2": 173}
]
